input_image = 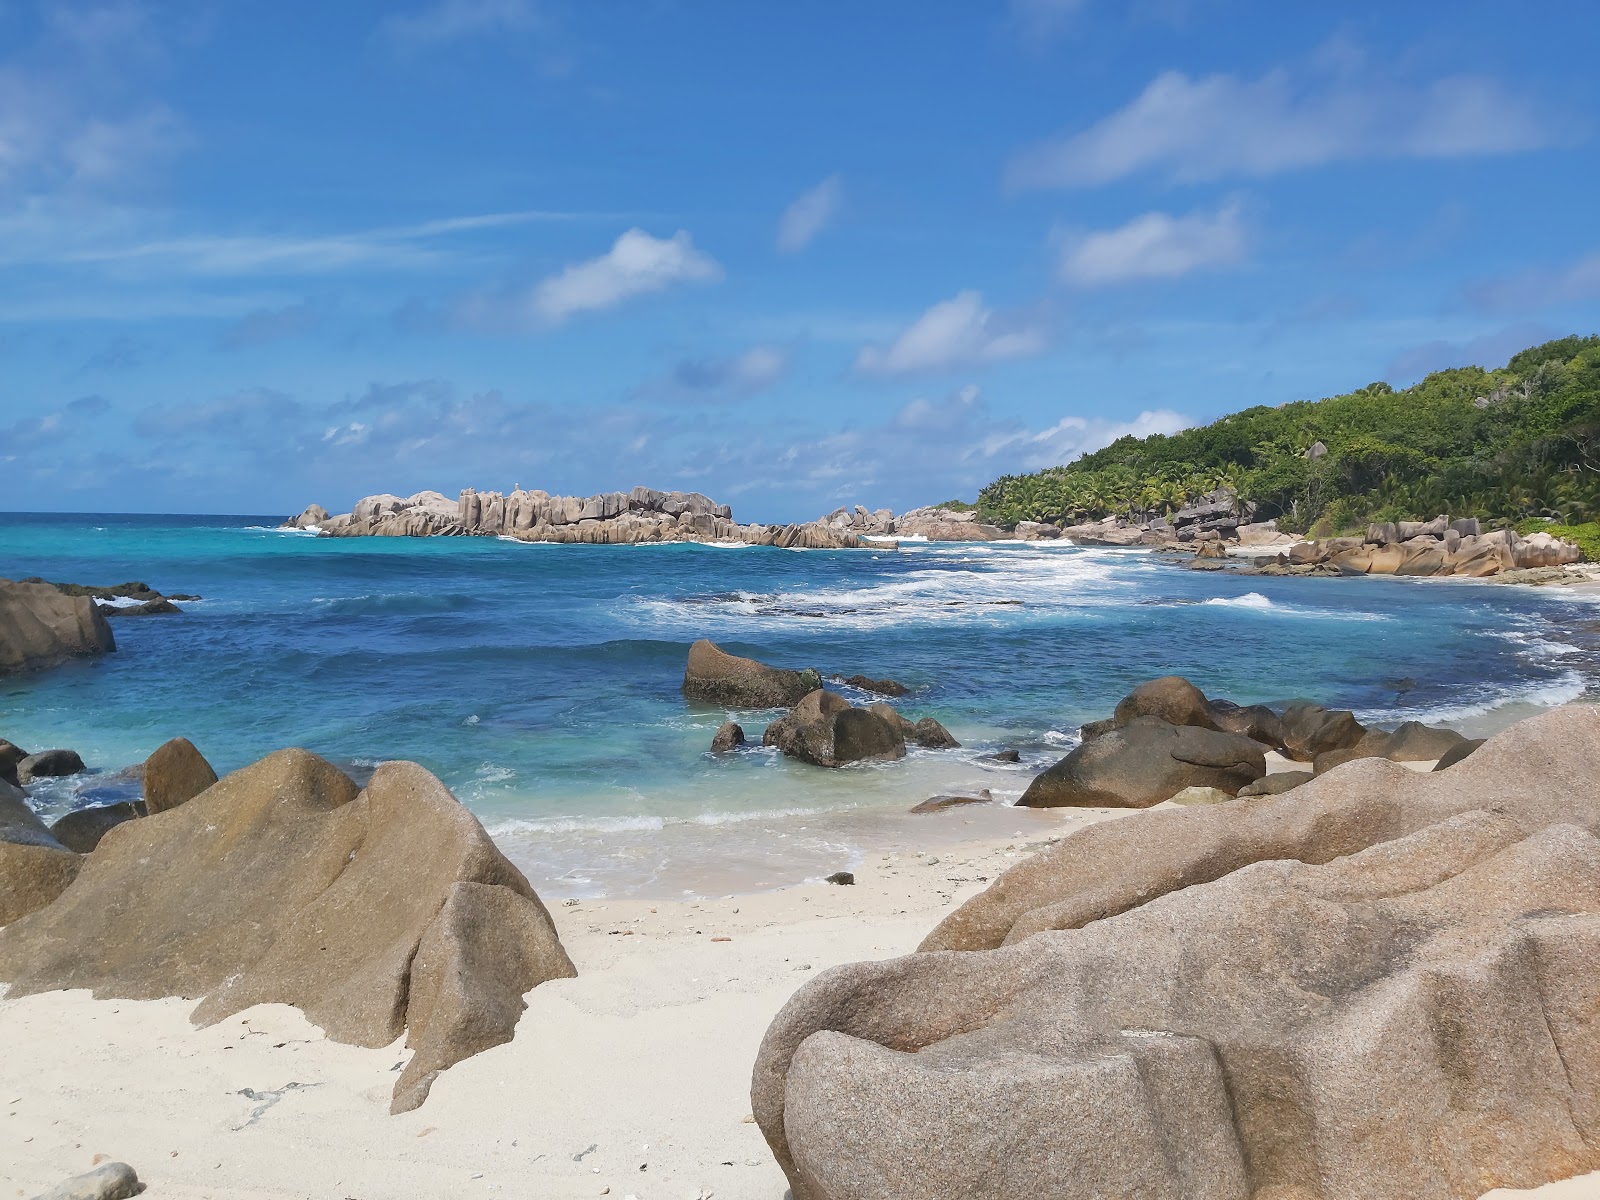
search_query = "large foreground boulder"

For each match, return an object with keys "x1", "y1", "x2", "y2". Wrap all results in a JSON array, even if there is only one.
[
  {"x1": 0, "y1": 781, "x2": 81, "y2": 924},
  {"x1": 754, "y1": 706, "x2": 1600, "y2": 1200},
  {"x1": 0, "y1": 749, "x2": 575, "y2": 1112},
  {"x1": 0, "y1": 578, "x2": 116, "y2": 675},
  {"x1": 764, "y1": 691, "x2": 906, "y2": 768},
  {"x1": 1018, "y1": 717, "x2": 1265, "y2": 808},
  {"x1": 682, "y1": 639, "x2": 822, "y2": 708}
]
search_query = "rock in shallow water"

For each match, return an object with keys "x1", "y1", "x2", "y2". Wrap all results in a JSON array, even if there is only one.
[
  {"x1": 18, "y1": 748, "x2": 85, "y2": 783},
  {"x1": 710, "y1": 721, "x2": 746, "y2": 753},
  {"x1": 754, "y1": 706, "x2": 1600, "y2": 1200},
  {"x1": 682, "y1": 639, "x2": 821, "y2": 708},
  {"x1": 0, "y1": 577, "x2": 116, "y2": 676},
  {"x1": 765, "y1": 691, "x2": 906, "y2": 768}
]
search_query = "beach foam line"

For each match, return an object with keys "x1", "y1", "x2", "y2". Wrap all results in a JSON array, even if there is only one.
[{"x1": 1361, "y1": 670, "x2": 1589, "y2": 726}]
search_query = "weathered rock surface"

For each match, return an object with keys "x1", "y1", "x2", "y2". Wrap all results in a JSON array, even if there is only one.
[
  {"x1": 29, "y1": 1161, "x2": 143, "y2": 1200},
  {"x1": 1113, "y1": 675, "x2": 1217, "y2": 731},
  {"x1": 49, "y1": 801, "x2": 142, "y2": 853},
  {"x1": 756, "y1": 706, "x2": 1600, "y2": 1200},
  {"x1": 285, "y1": 503, "x2": 330, "y2": 529},
  {"x1": 892, "y1": 507, "x2": 1006, "y2": 542},
  {"x1": 1205, "y1": 699, "x2": 1284, "y2": 748},
  {"x1": 18, "y1": 749, "x2": 85, "y2": 783},
  {"x1": 1278, "y1": 515, "x2": 1581, "y2": 578},
  {"x1": 682, "y1": 639, "x2": 821, "y2": 708},
  {"x1": 1435, "y1": 738, "x2": 1486, "y2": 771},
  {"x1": 141, "y1": 736, "x2": 218, "y2": 815},
  {"x1": 710, "y1": 721, "x2": 746, "y2": 753},
  {"x1": 1018, "y1": 717, "x2": 1265, "y2": 808},
  {"x1": 909, "y1": 790, "x2": 993, "y2": 814},
  {"x1": 764, "y1": 691, "x2": 907, "y2": 768},
  {"x1": 0, "y1": 749, "x2": 574, "y2": 1112},
  {"x1": 0, "y1": 738, "x2": 27, "y2": 786},
  {"x1": 864, "y1": 703, "x2": 960, "y2": 749},
  {"x1": 0, "y1": 578, "x2": 116, "y2": 675},
  {"x1": 1235, "y1": 769, "x2": 1313, "y2": 797},
  {"x1": 1277, "y1": 703, "x2": 1366, "y2": 761},
  {"x1": 0, "y1": 781, "x2": 80, "y2": 924}
]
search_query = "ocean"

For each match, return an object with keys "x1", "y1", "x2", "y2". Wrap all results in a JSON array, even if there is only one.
[{"x1": 4, "y1": 511, "x2": 1597, "y2": 896}]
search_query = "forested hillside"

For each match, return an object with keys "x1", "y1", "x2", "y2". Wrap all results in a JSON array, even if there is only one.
[{"x1": 976, "y1": 335, "x2": 1600, "y2": 545}]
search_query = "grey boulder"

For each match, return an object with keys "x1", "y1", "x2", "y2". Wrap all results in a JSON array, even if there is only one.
[
  {"x1": 1018, "y1": 717, "x2": 1265, "y2": 808},
  {"x1": 50, "y1": 802, "x2": 143, "y2": 853},
  {"x1": 1112, "y1": 675, "x2": 1217, "y2": 730},
  {"x1": 765, "y1": 691, "x2": 906, "y2": 768},
  {"x1": 1277, "y1": 703, "x2": 1367, "y2": 761},
  {"x1": 18, "y1": 749, "x2": 85, "y2": 783},
  {"x1": 710, "y1": 721, "x2": 746, "y2": 753}
]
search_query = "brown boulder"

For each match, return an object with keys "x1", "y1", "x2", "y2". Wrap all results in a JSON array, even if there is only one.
[
  {"x1": 1205, "y1": 699, "x2": 1284, "y2": 748},
  {"x1": 765, "y1": 691, "x2": 906, "y2": 768},
  {"x1": 1277, "y1": 703, "x2": 1366, "y2": 761},
  {"x1": 1235, "y1": 770, "x2": 1313, "y2": 797},
  {"x1": 0, "y1": 749, "x2": 574, "y2": 1112},
  {"x1": 49, "y1": 801, "x2": 143, "y2": 853},
  {"x1": 911, "y1": 717, "x2": 960, "y2": 749},
  {"x1": 1384, "y1": 720, "x2": 1468, "y2": 761},
  {"x1": 682, "y1": 639, "x2": 821, "y2": 708},
  {"x1": 0, "y1": 738, "x2": 26, "y2": 786},
  {"x1": 142, "y1": 736, "x2": 219, "y2": 814},
  {"x1": 910, "y1": 790, "x2": 993, "y2": 814},
  {"x1": 710, "y1": 721, "x2": 746, "y2": 753},
  {"x1": 18, "y1": 748, "x2": 85, "y2": 782},
  {"x1": 0, "y1": 780, "x2": 81, "y2": 924},
  {"x1": 1113, "y1": 676, "x2": 1217, "y2": 730},
  {"x1": 0, "y1": 577, "x2": 116, "y2": 675},
  {"x1": 1311, "y1": 728, "x2": 1393, "y2": 774},
  {"x1": 1017, "y1": 717, "x2": 1265, "y2": 809},
  {"x1": 755, "y1": 706, "x2": 1600, "y2": 1199}
]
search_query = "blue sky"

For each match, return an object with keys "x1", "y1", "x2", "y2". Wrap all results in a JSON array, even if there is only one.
[{"x1": 1, "y1": 0, "x2": 1597, "y2": 520}]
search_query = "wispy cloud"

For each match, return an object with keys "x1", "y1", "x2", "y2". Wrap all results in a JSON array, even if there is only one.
[
  {"x1": 382, "y1": 0, "x2": 540, "y2": 49},
  {"x1": 456, "y1": 228, "x2": 722, "y2": 329},
  {"x1": 133, "y1": 388, "x2": 302, "y2": 440},
  {"x1": 1465, "y1": 251, "x2": 1600, "y2": 314},
  {"x1": 1010, "y1": 0, "x2": 1088, "y2": 39},
  {"x1": 665, "y1": 345, "x2": 789, "y2": 399},
  {"x1": 776, "y1": 175, "x2": 842, "y2": 254},
  {"x1": 218, "y1": 301, "x2": 320, "y2": 350},
  {"x1": 856, "y1": 291, "x2": 1046, "y2": 376},
  {"x1": 1058, "y1": 200, "x2": 1248, "y2": 286},
  {"x1": 1009, "y1": 57, "x2": 1552, "y2": 189}
]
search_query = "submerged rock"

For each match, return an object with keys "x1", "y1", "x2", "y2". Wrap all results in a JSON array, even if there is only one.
[
  {"x1": 710, "y1": 721, "x2": 746, "y2": 753},
  {"x1": 1018, "y1": 717, "x2": 1265, "y2": 808},
  {"x1": 765, "y1": 691, "x2": 907, "y2": 768},
  {"x1": 910, "y1": 790, "x2": 993, "y2": 814},
  {"x1": 682, "y1": 639, "x2": 821, "y2": 708},
  {"x1": 755, "y1": 706, "x2": 1600, "y2": 1199},
  {"x1": 18, "y1": 749, "x2": 86, "y2": 783},
  {"x1": 834, "y1": 674, "x2": 909, "y2": 697},
  {"x1": 0, "y1": 749, "x2": 575, "y2": 1114}
]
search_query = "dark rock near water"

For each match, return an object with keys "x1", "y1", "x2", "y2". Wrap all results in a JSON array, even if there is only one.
[
  {"x1": 1113, "y1": 676, "x2": 1218, "y2": 731},
  {"x1": 0, "y1": 749, "x2": 575, "y2": 1114},
  {"x1": 835, "y1": 674, "x2": 909, "y2": 697},
  {"x1": 1235, "y1": 770, "x2": 1313, "y2": 797},
  {"x1": 825, "y1": 871, "x2": 854, "y2": 886},
  {"x1": 910, "y1": 790, "x2": 993, "y2": 814},
  {"x1": 911, "y1": 717, "x2": 959, "y2": 749},
  {"x1": 1277, "y1": 703, "x2": 1366, "y2": 761},
  {"x1": 50, "y1": 802, "x2": 143, "y2": 853},
  {"x1": 765, "y1": 691, "x2": 906, "y2": 768},
  {"x1": 30, "y1": 1161, "x2": 143, "y2": 1200},
  {"x1": 103, "y1": 598, "x2": 183, "y2": 617},
  {"x1": 1018, "y1": 716, "x2": 1265, "y2": 808},
  {"x1": 1205, "y1": 699, "x2": 1284, "y2": 749},
  {"x1": 710, "y1": 721, "x2": 746, "y2": 753},
  {"x1": 142, "y1": 736, "x2": 218, "y2": 815},
  {"x1": 1384, "y1": 720, "x2": 1468, "y2": 761},
  {"x1": 0, "y1": 738, "x2": 27, "y2": 787},
  {"x1": 18, "y1": 749, "x2": 85, "y2": 783},
  {"x1": 682, "y1": 639, "x2": 821, "y2": 708},
  {"x1": 753, "y1": 708, "x2": 1600, "y2": 1199},
  {"x1": 986, "y1": 749, "x2": 1021, "y2": 764},
  {"x1": 0, "y1": 780, "x2": 80, "y2": 924},
  {"x1": 0, "y1": 578, "x2": 116, "y2": 676},
  {"x1": 1078, "y1": 716, "x2": 1117, "y2": 744}
]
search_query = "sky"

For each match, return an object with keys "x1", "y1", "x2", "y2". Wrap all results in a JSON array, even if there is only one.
[{"x1": 0, "y1": 0, "x2": 1598, "y2": 521}]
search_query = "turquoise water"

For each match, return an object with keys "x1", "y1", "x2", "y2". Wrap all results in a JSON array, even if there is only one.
[{"x1": 4, "y1": 513, "x2": 1597, "y2": 893}]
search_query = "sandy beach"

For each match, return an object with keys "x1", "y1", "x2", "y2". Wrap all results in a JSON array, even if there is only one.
[{"x1": 5, "y1": 784, "x2": 1599, "y2": 1199}]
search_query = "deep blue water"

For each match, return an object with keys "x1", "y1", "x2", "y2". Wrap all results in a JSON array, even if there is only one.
[{"x1": 4, "y1": 512, "x2": 1597, "y2": 892}]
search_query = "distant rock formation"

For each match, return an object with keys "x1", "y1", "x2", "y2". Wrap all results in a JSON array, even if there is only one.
[
  {"x1": 754, "y1": 705, "x2": 1600, "y2": 1199},
  {"x1": 1261, "y1": 517, "x2": 1583, "y2": 578},
  {"x1": 285, "y1": 486, "x2": 865, "y2": 548},
  {"x1": 0, "y1": 578, "x2": 116, "y2": 676},
  {"x1": 818, "y1": 504, "x2": 1008, "y2": 541}
]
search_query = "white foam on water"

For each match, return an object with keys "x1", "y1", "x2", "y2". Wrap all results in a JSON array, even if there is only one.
[
  {"x1": 1202, "y1": 592, "x2": 1276, "y2": 610},
  {"x1": 1362, "y1": 670, "x2": 1590, "y2": 726},
  {"x1": 96, "y1": 595, "x2": 155, "y2": 609},
  {"x1": 486, "y1": 813, "x2": 668, "y2": 836}
]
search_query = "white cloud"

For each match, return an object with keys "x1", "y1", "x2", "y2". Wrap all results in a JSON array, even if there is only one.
[
  {"x1": 856, "y1": 291, "x2": 1046, "y2": 376},
  {"x1": 1059, "y1": 200, "x2": 1248, "y2": 286},
  {"x1": 661, "y1": 345, "x2": 790, "y2": 399},
  {"x1": 1011, "y1": 0, "x2": 1088, "y2": 38},
  {"x1": 776, "y1": 175, "x2": 842, "y2": 254},
  {"x1": 382, "y1": 0, "x2": 540, "y2": 48},
  {"x1": 980, "y1": 409, "x2": 1193, "y2": 471},
  {"x1": 529, "y1": 228, "x2": 722, "y2": 325},
  {"x1": 1009, "y1": 63, "x2": 1550, "y2": 189}
]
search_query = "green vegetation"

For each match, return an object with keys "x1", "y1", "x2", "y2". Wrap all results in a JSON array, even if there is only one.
[
  {"x1": 931, "y1": 499, "x2": 977, "y2": 512},
  {"x1": 976, "y1": 335, "x2": 1600, "y2": 559}
]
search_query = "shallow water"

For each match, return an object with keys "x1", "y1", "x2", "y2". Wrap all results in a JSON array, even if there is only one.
[{"x1": 3, "y1": 513, "x2": 1597, "y2": 895}]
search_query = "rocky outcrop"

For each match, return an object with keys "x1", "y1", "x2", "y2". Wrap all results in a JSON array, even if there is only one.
[
  {"x1": 1113, "y1": 675, "x2": 1217, "y2": 730},
  {"x1": 0, "y1": 578, "x2": 116, "y2": 675},
  {"x1": 0, "y1": 749, "x2": 574, "y2": 1113},
  {"x1": 710, "y1": 721, "x2": 745, "y2": 753},
  {"x1": 1277, "y1": 702, "x2": 1367, "y2": 761},
  {"x1": 1019, "y1": 716, "x2": 1266, "y2": 808},
  {"x1": 38, "y1": 580, "x2": 200, "y2": 617},
  {"x1": 763, "y1": 690, "x2": 907, "y2": 768},
  {"x1": 293, "y1": 485, "x2": 864, "y2": 549},
  {"x1": 864, "y1": 703, "x2": 960, "y2": 749},
  {"x1": 1268, "y1": 516, "x2": 1582, "y2": 578},
  {"x1": 1062, "y1": 488, "x2": 1261, "y2": 547},
  {"x1": 0, "y1": 780, "x2": 80, "y2": 925},
  {"x1": 893, "y1": 507, "x2": 1007, "y2": 541},
  {"x1": 18, "y1": 749, "x2": 85, "y2": 783},
  {"x1": 682, "y1": 640, "x2": 821, "y2": 708},
  {"x1": 755, "y1": 706, "x2": 1600, "y2": 1199},
  {"x1": 141, "y1": 736, "x2": 218, "y2": 815}
]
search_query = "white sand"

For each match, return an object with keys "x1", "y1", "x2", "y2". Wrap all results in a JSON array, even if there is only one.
[{"x1": 4, "y1": 800, "x2": 1597, "y2": 1199}]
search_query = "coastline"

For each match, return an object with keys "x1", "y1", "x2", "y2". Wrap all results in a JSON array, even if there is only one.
[{"x1": 4, "y1": 793, "x2": 1597, "y2": 1199}]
